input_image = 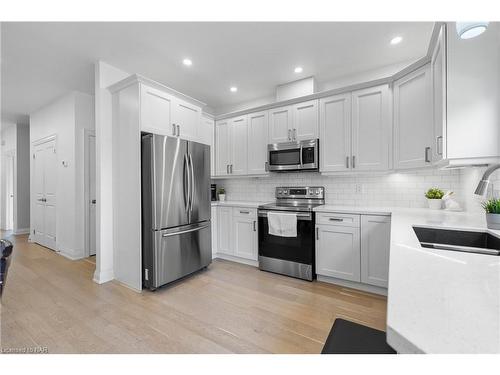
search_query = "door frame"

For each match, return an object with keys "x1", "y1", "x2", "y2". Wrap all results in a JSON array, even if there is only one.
[
  {"x1": 84, "y1": 129, "x2": 96, "y2": 257},
  {"x1": 31, "y1": 134, "x2": 57, "y2": 247},
  {"x1": 3, "y1": 149, "x2": 16, "y2": 230}
]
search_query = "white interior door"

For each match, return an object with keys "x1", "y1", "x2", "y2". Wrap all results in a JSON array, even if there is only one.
[
  {"x1": 88, "y1": 134, "x2": 96, "y2": 256},
  {"x1": 33, "y1": 138, "x2": 57, "y2": 250}
]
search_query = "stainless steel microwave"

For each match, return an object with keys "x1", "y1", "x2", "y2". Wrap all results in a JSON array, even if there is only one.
[{"x1": 267, "y1": 139, "x2": 319, "y2": 172}]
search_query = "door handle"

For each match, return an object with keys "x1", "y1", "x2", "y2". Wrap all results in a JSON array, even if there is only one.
[
  {"x1": 253, "y1": 221, "x2": 256, "y2": 232},
  {"x1": 293, "y1": 128, "x2": 297, "y2": 140},
  {"x1": 436, "y1": 136, "x2": 443, "y2": 156},
  {"x1": 189, "y1": 153, "x2": 195, "y2": 213},
  {"x1": 176, "y1": 125, "x2": 180, "y2": 137},
  {"x1": 346, "y1": 156, "x2": 350, "y2": 169},
  {"x1": 162, "y1": 223, "x2": 210, "y2": 237},
  {"x1": 230, "y1": 164, "x2": 233, "y2": 174},
  {"x1": 226, "y1": 164, "x2": 229, "y2": 174},
  {"x1": 316, "y1": 227, "x2": 319, "y2": 240},
  {"x1": 425, "y1": 147, "x2": 431, "y2": 163},
  {"x1": 184, "y1": 154, "x2": 190, "y2": 212},
  {"x1": 299, "y1": 144, "x2": 303, "y2": 166},
  {"x1": 240, "y1": 210, "x2": 250, "y2": 214},
  {"x1": 172, "y1": 123, "x2": 176, "y2": 136},
  {"x1": 288, "y1": 129, "x2": 291, "y2": 140},
  {"x1": 329, "y1": 218, "x2": 344, "y2": 222},
  {"x1": 352, "y1": 155, "x2": 356, "y2": 169},
  {"x1": 91, "y1": 199, "x2": 96, "y2": 204}
]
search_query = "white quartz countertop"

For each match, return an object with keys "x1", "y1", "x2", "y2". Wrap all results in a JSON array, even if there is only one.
[
  {"x1": 314, "y1": 205, "x2": 392, "y2": 215},
  {"x1": 385, "y1": 208, "x2": 500, "y2": 353},
  {"x1": 211, "y1": 200, "x2": 269, "y2": 208}
]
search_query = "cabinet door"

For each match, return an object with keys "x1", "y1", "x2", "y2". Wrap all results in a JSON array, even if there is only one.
[
  {"x1": 140, "y1": 84, "x2": 175, "y2": 135},
  {"x1": 217, "y1": 206, "x2": 233, "y2": 255},
  {"x1": 431, "y1": 24, "x2": 446, "y2": 162},
  {"x1": 200, "y1": 115, "x2": 215, "y2": 176},
  {"x1": 316, "y1": 225, "x2": 361, "y2": 282},
  {"x1": 247, "y1": 111, "x2": 269, "y2": 175},
  {"x1": 351, "y1": 84, "x2": 391, "y2": 171},
  {"x1": 292, "y1": 99, "x2": 319, "y2": 141},
  {"x1": 232, "y1": 209, "x2": 257, "y2": 261},
  {"x1": 230, "y1": 116, "x2": 248, "y2": 175},
  {"x1": 319, "y1": 93, "x2": 352, "y2": 172},
  {"x1": 393, "y1": 65, "x2": 433, "y2": 169},
  {"x1": 215, "y1": 119, "x2": 231, "y2": 176},
  {"x1": 361, "y1": 215, "x2": 391, "y2": 288},
  {"x1": 211, "y1": 206, "x2": 218, "y2": 258},
  {"x1": 173, "y1": 98, "x2": 200, "y2": 141},
  {"x1": 268, "y1": 106, "x2": 292, "y2": 143}
]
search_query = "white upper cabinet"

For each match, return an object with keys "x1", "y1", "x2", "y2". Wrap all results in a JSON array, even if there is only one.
[
  {"x1": 319, "y1": 93, "x2": 352, "y2": 172},
  {"x1": 172, "y1": 98, "x2": 200, "y2": 141},
  {"x1": 215, "y1": 119, "x2": 231, "y2": 176},
  {"x1": 230, "y1": 116, "x2": 248, "y2": 175},
  {"x1": 292, "y1": 99, "x2": 319, "y2": 141},
  {"x1": 351, "y1": 84, "x2": 391, "y2": 171},
  {"x1": 199, "y1": 115, "x2": 215, "y2": 176},
  {"x1": 268, "y1": 106, "x2": 293, "y2": 143},
  {"x1": 360, "y1": 215, "x2": 390, "y2": 288},
  {"x1": 247, "y1": 111, "x2": 269, "y2": 175},
  {"x1": 431, "y1": 24, "x2": 446, "y2": 163},
  {"x1": 393, "y1": 64, "x2": 433, "y2": 169},
  {"x1": 140, "y1": 84, "x2": 174, "y2": 135}
]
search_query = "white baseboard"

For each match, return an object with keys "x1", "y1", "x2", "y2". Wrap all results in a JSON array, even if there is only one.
[
  {"x1": 14, "y1": 228, "x2": 30, "y2": 235},
  {"x1": 317, "y1": 275, "x2": 387, "y2": 296},
  {"x1": 214, "y1": 253, "x2": 258, "y2": 267},
  {"x1": 58, "y1": 251, "x2": 85, "y2": 261},
  {"x1": 93, "y1": 268, "x2": 114, "y2": 284}
]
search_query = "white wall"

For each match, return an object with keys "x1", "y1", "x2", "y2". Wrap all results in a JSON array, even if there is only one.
[
  {"x1": 93, "y1": 61, "x2": 130, "y2": 284},
  {"x1": 15, "y1": 123, "x2": 30, "y2": 232},
  {"x1": 30, "y1": 91, "x2": 94, "y2": 259},
  {"x1": 215, "y1": 168, "x2": 463, "y2": 209}
]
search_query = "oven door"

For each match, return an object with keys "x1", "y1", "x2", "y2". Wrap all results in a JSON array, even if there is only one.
[{"x1": 267, "y1": 140, "x2": 318, "y2": 171}]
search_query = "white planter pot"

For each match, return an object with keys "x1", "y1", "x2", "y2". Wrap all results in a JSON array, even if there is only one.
[
  {"x1": 427, "y1": 198, "x2": 442, "y2": 210},
  {"x1": 219, "y1": 194, "x2": 226, "y2": 202},
  {"x1": 486, "y1": 213, "x2": 500, "y2": 230}
]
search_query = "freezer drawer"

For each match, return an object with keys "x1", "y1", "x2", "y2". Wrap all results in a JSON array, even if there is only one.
[{"x1": 144, "y1": 221, "x2": 212, "y2": 290}]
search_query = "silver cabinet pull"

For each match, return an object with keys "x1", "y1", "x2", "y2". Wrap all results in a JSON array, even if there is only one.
[
  {"x1": 172, "y1": 123, "x2": 176, "y2": 135},
  {"x1": 176, "y1": 125, "x2": 180, "y2": 137},
  {"x1": 346, "y1": 156, "x2": 350, "y2": 169},
  {"x1": 352, "y1": 155, "x2": 356, "y2": 168},
  {"x1": 230, "y1": 164, "x2": 233, "y2": 174},
  {"x1": 425, "y1": 147, "x2": 431, "y2": 163},
  {"x1": 240, "y1": 210, "x2": 250, "y2": 214},
  {"x1": 253, "y1": 221, "x2": 256, "y2": 232},
  {"x1": 288, "y1": 129, "x2": 291, "y2": 140},
  {"x1": 436, "y1": 136, "x2": 443, "y2": 156},
  {"x1": 316, "y1": 227, "x2": 319, "y2": 240},
  {"x1": 329, "y1": 218, "x2": 344, "y2": 222},
  {"x1": 293, "y1": 128, "x2": 297, "y2": 140}
]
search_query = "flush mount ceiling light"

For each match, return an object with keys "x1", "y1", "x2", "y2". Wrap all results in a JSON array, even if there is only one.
[
  {"x1": 456, "y1": 22, "x2": 489, "y2": 39},
  {"x1": 294, "y1": 66, "x2": 303, "y2": 73},
  {"x1": 390, "y1": 36, "x2": 403, "y2": 45},
  {"x1": 230, "y1": 86, "x2": 238, "y2": 93},
  {"x1": 182, "y1": 58, "x2": 192, "y2": 66}
]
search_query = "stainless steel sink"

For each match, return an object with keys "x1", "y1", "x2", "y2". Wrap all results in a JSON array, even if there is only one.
[{"x1": 413, "y1": 226, "x2": 500, "y2": 256}]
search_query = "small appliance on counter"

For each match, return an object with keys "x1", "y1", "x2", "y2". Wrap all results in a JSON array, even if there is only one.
[
  {"x1": 211, "y1": 184, "x2": 217, "y2": 201},
  {"x1": 257, "y1": 186, "x2": 325, "y2": 281}
]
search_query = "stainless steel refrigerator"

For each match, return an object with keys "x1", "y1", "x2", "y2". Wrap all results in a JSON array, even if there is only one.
[{"x1": 141, "y1": 133, "x2": 211, "y2": 290}]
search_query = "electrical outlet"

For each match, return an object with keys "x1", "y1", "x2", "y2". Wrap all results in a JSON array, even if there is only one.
[{"x1": 354, "y1": 183, "x2": 363, "y2": 194}]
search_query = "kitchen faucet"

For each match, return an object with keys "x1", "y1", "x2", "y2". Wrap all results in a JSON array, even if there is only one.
[{"x1": 474, "y1": 164, "x2": 500, "y2": 196}]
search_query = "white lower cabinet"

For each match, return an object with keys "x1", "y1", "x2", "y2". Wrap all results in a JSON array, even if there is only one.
[
  {"x1": 360, "y1": 215, "x2": 391, "y2": 288},
  {"x1": 215, "y1": 206, "x2": 258, "y2": 262},
  {"x1": 316, "y1": 224, "x2": 361, "y2": 282},
  {"x1": 211, "y1": 206, "x2": 218, "y2": 258},
  {"x1": 316, "y1": 212, "x2": 391, "y2": 291}
]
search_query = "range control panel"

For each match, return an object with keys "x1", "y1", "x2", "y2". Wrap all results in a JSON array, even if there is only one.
[{"x1": 275, "y1": 186, "x2": 325, "y2": 199}]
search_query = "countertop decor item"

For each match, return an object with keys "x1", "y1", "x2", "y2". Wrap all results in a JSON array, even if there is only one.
[
  {"x1": 482, "y1": 198, "x2": 500, "y2": 230},
  {"x1": 425, "y1": 188, "x2": 444, "y2": 210},
  {"x1": 442, "y1": 191, "x2": 462, "y2": 211},
  {"x1": 218, "y1": 187, "x2": 226, "y2": 202}
]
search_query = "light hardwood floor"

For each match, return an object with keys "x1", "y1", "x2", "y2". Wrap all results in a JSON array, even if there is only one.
[{"x1": 0, "y1": 233, "x2": 387, "y2": 353}]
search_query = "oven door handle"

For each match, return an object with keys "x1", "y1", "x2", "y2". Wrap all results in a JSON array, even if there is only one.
[{"x1": 257, "y1": 211, "x2": 312, "y2": 221}]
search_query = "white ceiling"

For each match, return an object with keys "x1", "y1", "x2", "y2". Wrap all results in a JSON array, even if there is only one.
[{"x1": 1, "y1": 22, "x2": 434, "y2": 122}]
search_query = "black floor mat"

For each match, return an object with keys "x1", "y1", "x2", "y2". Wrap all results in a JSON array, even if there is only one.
[{"x1": 321, "y1": 318, "x2": 396, "y2": 354}]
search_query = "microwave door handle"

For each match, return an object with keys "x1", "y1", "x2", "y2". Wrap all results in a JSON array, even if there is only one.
[{"x1": 299, "y1": 144, "x2": 303, "y2": 167}]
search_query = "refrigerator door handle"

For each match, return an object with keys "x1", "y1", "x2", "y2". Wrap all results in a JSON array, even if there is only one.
[
  {"x1": 189, "y1": 153, "x2": 195, "y2": 212},
  {"x1": 184, "y1": 154, "x2": 190, "y2": 212},
  {"x1": 162, "y1": 223, "x2": 210, "y2": 237}
]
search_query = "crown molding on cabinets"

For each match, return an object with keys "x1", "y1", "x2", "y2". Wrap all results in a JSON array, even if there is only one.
[{"x1": 107, "y1": 74, "x2": 207, "y2": 109}]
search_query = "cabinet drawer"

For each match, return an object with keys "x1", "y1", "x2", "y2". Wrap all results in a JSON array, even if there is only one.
[
  {"x1": 232, "y1": 207, "x2": 257, "y2": 218},
  {"x1": 316, "y1": 212, "x2": 360, "y2": 227}
]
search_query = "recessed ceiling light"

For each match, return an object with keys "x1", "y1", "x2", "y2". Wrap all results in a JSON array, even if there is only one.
[
  {"x1": 183, "y1": 58, "x2": 192, "y2": 66},
  {"x1": 294, "y1": 66, "x2": 303, "y2": 73},
  {"x1": 230, "y1": 86, "x2": 238, "y2": 93},
  {"x1": 390, "y1": 36, "x2": 403, "y2": 45},
  {"x1": 456, "y1": 22, "x2": 489, "y2": 39}
]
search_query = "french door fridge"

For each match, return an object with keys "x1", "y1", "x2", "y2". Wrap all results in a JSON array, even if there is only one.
[{"x1": 141, "y1": 133, "x2": 211, "y2": 290}]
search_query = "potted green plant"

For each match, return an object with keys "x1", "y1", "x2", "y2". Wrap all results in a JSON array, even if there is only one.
[
  {"x1": 425, "y1": 188, "x2": 444, "y2": 210},
  {"x1": 217, "y1": 187, "x2": 226, "y2": 202},
  {"x1": 482, "y1": 198, "x2": 500, "y2": 230}
]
